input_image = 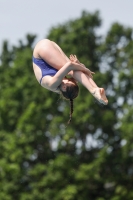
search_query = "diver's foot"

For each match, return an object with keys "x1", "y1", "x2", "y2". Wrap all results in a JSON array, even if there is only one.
[{"x1": 92, "y1": 88, "x2": 108, "y2": 105}]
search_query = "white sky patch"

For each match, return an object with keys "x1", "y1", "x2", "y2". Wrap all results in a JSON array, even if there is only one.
[{"x1": 0, "y1": 0, "x2": 133, "y2": 51}]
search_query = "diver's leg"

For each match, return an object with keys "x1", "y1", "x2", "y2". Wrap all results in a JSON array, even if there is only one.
[
  {"x1": 72, "y1": 70, "x2": 108, "y2": 105},
  {"x1": 34, "y1": 39, "x2": 69, "y2": 70}
]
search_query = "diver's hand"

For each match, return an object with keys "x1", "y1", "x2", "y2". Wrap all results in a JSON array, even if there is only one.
[
  {"x1": 70, "y1": 54, "x2": 95, "y2": 78},
  {"x1": 84, "y1": 68, "x2": 95, "y2": 79},
  {"x1": 70, "y1": 54, "x2": 80, "y2": 64}
]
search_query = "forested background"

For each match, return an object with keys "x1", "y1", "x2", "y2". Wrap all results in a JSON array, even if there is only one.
[{"x1": 0, "y1": 11, "x2": 133, "y2": 200}]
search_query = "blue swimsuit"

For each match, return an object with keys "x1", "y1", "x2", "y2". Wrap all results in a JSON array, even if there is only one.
[{"x1": 32, "y1": 56, "x2": 58, "y2": 84}]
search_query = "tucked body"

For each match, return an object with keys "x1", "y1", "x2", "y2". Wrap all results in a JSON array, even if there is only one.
[{"x1": 33, "y1": 39, "x2": 108, "y2": 123}]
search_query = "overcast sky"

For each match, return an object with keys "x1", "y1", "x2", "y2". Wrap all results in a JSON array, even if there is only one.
[{"x1": 0, "y1": 0, "x2": 133, "y2": 49}]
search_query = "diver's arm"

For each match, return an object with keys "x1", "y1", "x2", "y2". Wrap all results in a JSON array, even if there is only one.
[{"x1": 47, "y1": 61, "x2": 92, "y2": 90}]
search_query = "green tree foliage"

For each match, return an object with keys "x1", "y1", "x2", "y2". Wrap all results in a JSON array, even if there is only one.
[{"x1": 0, "y1": 11, "x2": 133, "y2": 200}]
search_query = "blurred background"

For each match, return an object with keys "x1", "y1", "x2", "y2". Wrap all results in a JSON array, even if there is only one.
[{"x1": 0, "y1": 0, "x2": 133, "y2": 200}]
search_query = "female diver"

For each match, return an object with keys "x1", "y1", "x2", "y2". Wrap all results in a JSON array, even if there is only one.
[{"x1": 32, "y1": 39, "x2": 108, "y2": 123}]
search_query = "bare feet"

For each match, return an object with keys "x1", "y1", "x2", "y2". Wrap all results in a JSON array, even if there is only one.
[{"x1": 92, "y1": 88, "x2": 108, "y2": 105}]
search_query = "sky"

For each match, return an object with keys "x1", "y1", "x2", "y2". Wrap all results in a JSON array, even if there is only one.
[{"x1": 0, "y1": 0, "x2": 133, "y2": 49}]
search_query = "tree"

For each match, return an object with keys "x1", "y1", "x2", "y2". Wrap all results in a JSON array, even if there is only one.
[{"x1": 0, "y1": 11, "x2": 133, "y2": 200}]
